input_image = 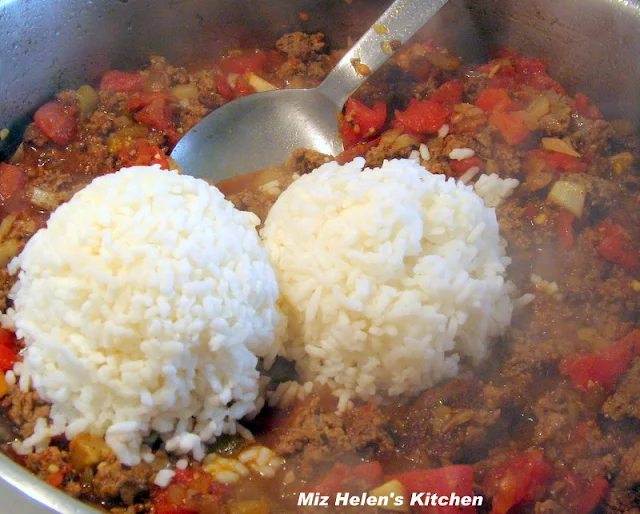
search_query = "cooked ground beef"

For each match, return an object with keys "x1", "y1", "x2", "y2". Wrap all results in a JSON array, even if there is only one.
[
  {"x1": 602, "y1": 358, "x2": 640, "y2": 421},
  {"x1": 275, "y1": 32, "x2": 326, "y2": 60},
  {"x1": 263, "y1": 394, "x2": 393, "y2": 477}
]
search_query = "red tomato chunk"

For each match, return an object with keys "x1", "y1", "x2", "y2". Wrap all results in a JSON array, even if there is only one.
[
  {"x1": 311, "y1": 461, "x2": 383, "y2": 497},
  {"x1": 559, "y1": 339, "x2": 633, "y2": 393},
  {"x1": 100, "y1": 70, "x2": 147, "y2": 93},
  {"x1": 476, "y1": 88, "x2": 513, "y2": 113},
  {"x1": 0, "y1": 163, "x2": 26, "y2": 206},
  {"x1": 394, "y1": 99, "x2": 451, "y2": 135},
  {"x1": 488, "y1": 111, "x2": 529, "y2": 145},
  {"x1": 218, "y1": 51, "x2": 269, "y2": 75},
  {"x1": 450, "y1": 157, "x2": 483, "y2": 176},
  {"x1": 556, "y1": 210, "x2": 576, "y2": 249},
  {"x1": 394, "y1": 465, "x2": 477, "y2": 514},
  {"x1": 431, "y1": 79, "x2": 464, "y2": 105},
  {"x1": 529, "y1": 149, "x2": 588, "y2": 173},
  {"x1": 561, "y1": 472, "x2": 609, "y2": 514},
  {"x1": 0, "y1": 328, "x2": 19, "y2": 372},
  {"x1": 33, "y1": 101, "x2": 77, "y2": 146},
  {"x1": 484, "y1": 450, "x2": 551, "y2": 514},
  {"x1": 596, "y1": 222, "x2": 640, "y2": 270},
  {"x1": 339, "y1": 98, "x2": 387, "y2": 149}
]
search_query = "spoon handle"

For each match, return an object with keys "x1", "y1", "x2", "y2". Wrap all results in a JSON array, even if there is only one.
[{"x1": 317, "y1": 0, "x2": 449, "y2": 108}]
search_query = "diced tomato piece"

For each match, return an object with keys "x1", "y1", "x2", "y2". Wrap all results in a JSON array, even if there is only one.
[
  {"x1": 489, "y1": 111, "x2": 529, "y2": 145},
  {"x1": 335, "y1": 137, "x2": 381, "y2": 165},
  {"x1": 431, "y1": 79, "x2": 464, "y2": 105},
  {"x1": 339, "y1": 98, "x2": 387, "y2": 149},
  {"x1": 620, "y1": 329, "x2": 640, "y2": 356},
  {"x1": 126, "y1": 92, "x2": 177, "y2": 145},
  {"x1": 233, "y1": 75, "x2": 254, "y2": 98},
  {"x1": 484, "y1": 450, "x2": 551, "y2": 514},
  {"x1": 100, "y1": 70, "x2": 147, "y2": 92},
  {"x1": 312, "y1": 461, "x2": 383, "y2": 497},
  {"x1": 0, "y1": 345, "x2": 18, "y2": 372},
  {"x1": 557, "y1": 210, "x2": 575, "y2": 250},
  {"x1": 569, "y1": 420, "x2": 595, "y2": 444},
  {"x1": 133, "y1": 98, "x2": 173, "y2": 132},
  {"x1": 512, "y1": 54, "x2": 547, "y2": 76},
  {"x1": 218, "y1": 51, "x2": 268, "y2": 75},
  {"x1": 561, "y1": 473, "x2": 609, "y2": 514},
  {"x1": 450, "y1": 157, "x2": 483, "y2": 177},
  {"x1": 476, "y1": 88, "x2": 513, "y2": 113},
  {"x1": 33, "y1": 101, "x2": 77, "y2": 146},
  {"x1": 214, "y1": 74, "x2": 235, "y2": 101},
  {"x1": 559, "y1": 340, "x2": 633, "y2": 393},
  {"x1": 0, "y1": 328, "x2": 16, "y2": 348},
  {"x1": 394, "y1": 99, "x2": 451, "y2": 135},
  {"x1": 119, "y1": 139, "x2": 169, "y2": 169},
  {"x1": 152, "y1": 468, "x2": 226, "y2": 514},
  {"x1": 526, "y1": 73, "x2": 566, "y2": 94},
  {"x1": 596, "y1": 222, "x2": 639, "y2": 270},
  {"x1": 485, "y1": 48, "x2": 565, "y2": 93},
  {"x1": 125, "y1": 91, "x2": 169, "y2": 111},
  {"x1": 574, "y1": 93, "x2": 603, "y2": 120},
  {"x1": 0, "y1": 163, "x2": 26, "y2": 206},
  {"x1": 394, "y1": 465, "x2": 476, "y2": 514},
  {"x1": 529, "y1": 150, "x2": 588, "y2": 173}
]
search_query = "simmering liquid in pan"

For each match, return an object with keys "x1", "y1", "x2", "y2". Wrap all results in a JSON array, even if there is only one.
[{"x1": 0, "y1": 31, "x2": 638, "y2": 514}]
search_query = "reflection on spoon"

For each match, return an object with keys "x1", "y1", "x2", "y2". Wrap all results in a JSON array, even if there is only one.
[{"x1": 171, "y1": 0, "x2": 449, "y2": 181}]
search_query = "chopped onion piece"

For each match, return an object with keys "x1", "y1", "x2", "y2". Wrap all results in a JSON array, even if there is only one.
[
  {"x1": 547, "y1": 181, "x2": 587, "y2": 217},
  {"x1": 170, "y1": 84, "x2": 199, "y2": 102},
  {"x1": 0, "y1": 213, "x2": 16, "y2": 243},
  {"x1": 525, "y1": 167, "x2": 553, "y2": 192},
  {"x1": 76, "y1": 85, "x2": 99, "y2": 119},
  {"x1": 369, "y1": 480, "x2": 408, "y2": 512},
  {"x1": 424, "y1": 51, "x2": 460, "y2": 70},
  {"x1": 609, "y1": 152, "x2": 633, "y2": 174},
  {"x1": 9, "y1": 143, "x2": 24, "y2": 164},
  {"x1": 541, "y1": 137, "x2": 580, "y2": 157},
  {"x1": 29, "y1": 187, "x2": 60, "y2": 211},
  {"x1": 390, "y1": 133, "x2": 420, "y2": 152},
  {"x1": 526, "y1": 95, "x2": 550, "y2": 118},
  {"x1": 380, "y1": 127, "x2": 403, "y2": 146},
  {"x1": 245, "y1": 72, "x2": 277, "y2": 93},
  {"x1": 513, "y1": 110, "x2": 540, "y2": 130}
]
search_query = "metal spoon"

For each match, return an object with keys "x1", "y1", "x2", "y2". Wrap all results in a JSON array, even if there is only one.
[{"x1": 171, "y1": 0, "x2": 449, "y2": 180}]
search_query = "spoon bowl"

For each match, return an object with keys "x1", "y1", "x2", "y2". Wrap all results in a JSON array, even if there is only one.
[
  {"x1": 172, "y1": 0, "x2": 449, "y2": 180},
  {"x1": 171, "y1": 89, "x2": 342, "y2": 179}
]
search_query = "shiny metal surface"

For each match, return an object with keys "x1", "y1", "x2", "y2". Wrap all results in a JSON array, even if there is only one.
[
  {"x1": 1, "y1": 0, "x2": 640, "y2": 512},
  {"x1": 171, "y1": 0, "x2": 449, "y2": 180}
]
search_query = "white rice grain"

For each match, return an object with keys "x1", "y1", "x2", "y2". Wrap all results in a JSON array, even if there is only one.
[
  {"x1": 154, "y1": 469, "x2": 176, "y2": 488},
  {"x1": 449, "y1": 148, "x2": 475, "y2": 160}
]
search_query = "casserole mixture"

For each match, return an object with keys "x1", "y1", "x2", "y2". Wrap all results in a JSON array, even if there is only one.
[{"x1": 0, "y1": 31, "x2": 639, "y2": 514}]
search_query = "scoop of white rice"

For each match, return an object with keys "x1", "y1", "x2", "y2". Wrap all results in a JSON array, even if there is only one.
[
  {"x1": 261, "y1": 158, "x2": 513, "y2": 404},
  {"x1": 3, "y1": 165, "x2": 283, "y2": 465}
]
